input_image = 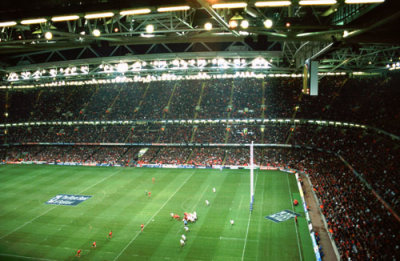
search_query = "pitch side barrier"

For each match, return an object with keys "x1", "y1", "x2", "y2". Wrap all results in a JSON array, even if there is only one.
[{"x1": 294, "y1": 171, "x2": 322, "y2": 261}]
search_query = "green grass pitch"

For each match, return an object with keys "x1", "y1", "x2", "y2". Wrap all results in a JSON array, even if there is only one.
[{"x1": 0, "y1": 165, "x2": 314, "y2": 260}]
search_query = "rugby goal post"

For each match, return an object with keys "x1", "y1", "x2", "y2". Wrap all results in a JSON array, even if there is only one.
[{"x1": 250, "y1": 141, "x2": 254, "y2": 212}]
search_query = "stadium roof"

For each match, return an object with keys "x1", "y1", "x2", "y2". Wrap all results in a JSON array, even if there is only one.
[{"x1": 0, "y1": 0, "x2": 399, "y2": 83}]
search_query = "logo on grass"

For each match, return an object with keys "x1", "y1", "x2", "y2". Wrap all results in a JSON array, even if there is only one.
[
  {"x1": 265, "y1": 210, "x2": 300, "y2": 223},
  {"x1": 46, "y1": 194, "x2": 92, "y2": 206}
]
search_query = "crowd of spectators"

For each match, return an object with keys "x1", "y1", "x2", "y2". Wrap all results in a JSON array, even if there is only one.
[
  {"x1": 1, "y1": 74, "x2": 400, "y2": 260},
  {"x1": 2, "y1": 75, "x2": 399, "y2": 134}
]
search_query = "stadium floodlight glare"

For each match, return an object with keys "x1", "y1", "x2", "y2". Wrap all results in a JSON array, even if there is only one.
[
  {"x1": 204, "y1": 22, "x2": 213, "y2": 30},
  {"x1": 240, "y1": 20, "x2": 249, "y2": 29},
  {"x1": 157, "y1": 5, "x2": 190, "y2": 12},
  {"x1": 44, "y1": 32, "x2": 53, "y2": 40},
  {"x1": 0, "y1": 21, "x2": 17, "y2": 27},
  {"x1": 92, "y1": 29, "x2": 101, "y2": 37},
  {"x1": 84, "y1": 12, "x2": 114, "y2": 19},
  {"x1": 229, "y1": 20, "x2": 238, "y2": 28},
  {"x1": 299, "y1": 0, "x2": 336, "y2": 5},
  {"x1": 21, "y1": 18, "x2": 47, "y2": 25},
  {"x1": 146, "y1": 24, "x2": 154, "y2": 33},
  {"x1": 345, "y1": 0, "x2": 384, "y2": 3},
  {"x1": 120, "y1": 8, "x2": 151, "y2": 16},
  {"x1": 51, "y1": 15, "x2": 80, "y2": 22},
  {"x1": 116, "y1": 62, "x2": 129, "y2": 73},
  {"x1": 212, "y1": 2, "x2": 248, "y2": 9},
  {"x1": 264, "y1": 19, "x2": 273, "y2": 28},
  {"x1": 255, "y1": 1, "x2": 292, "y2": 7}
]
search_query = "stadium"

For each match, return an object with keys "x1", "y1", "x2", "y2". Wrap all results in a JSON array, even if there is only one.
[{"x1": 0, "y1": 0, "x2": 399, "y2": 260}]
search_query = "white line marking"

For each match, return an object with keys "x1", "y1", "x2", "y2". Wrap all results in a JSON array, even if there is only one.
[
  {"x1": 113, "y1": 173, "x2": 194, "y2": 261},
  {"x1": 0, "y1": 168, "x2": 124, "y2": 240},
  {"x1": 0, "y1": 253, "x2": 56, "y2": 261},
  {"x1": 220, "y1": 236, "x2": 244, "y2": 241},
  {"x1": 191, "y1": 185, "x2": 209, "y2": 212},
  {"x1": 286, "y1": 173, "x2": 303, "y2": 261},
  {"x1": 241, "y1": 171, "x2": 258, "y2": 261}
]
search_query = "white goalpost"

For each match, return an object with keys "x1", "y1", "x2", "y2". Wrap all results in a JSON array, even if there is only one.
[{"x1": 250, "y1": 141, "x2": 254, "y2": 212}]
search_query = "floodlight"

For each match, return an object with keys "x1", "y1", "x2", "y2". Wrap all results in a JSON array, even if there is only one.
[
  {"x1": 299, "y1": 0, "x2": 336, "y2": 5},
  {"x1": 21, "y1": 18, "x2": 47, "y2": 25},
  {"x1": 92, "y1": 29, "x2": 101, "y2": 37},
  {"x1": 157, "y1": 6, "x2": 190, "y2": 12},
  {"x1": 255, "y1": 1, "x2": 292, "y2": 7},
  {"x1": 229, "y1": 20, "x2": 238, "y2": 28},
  {"x1": 264, "y1": 19, "x2": 273, "y2": 28},
  {"x1": 84, "y1": 12, "x2": 114, "y2": 19},
  {"x1": 44, "y1": 32, "x2": 53, "y2": 40},
  {"x1": 120, "y1": 8, "x2": 151, "y2": 16},
  {"x1": 0, "y1": 21, "x2": 17, "y2": 27},
  {"x1": 51, "y1": 15, "x2": 80, "y2": 22},
  {"x1": 345, "y1": 0, "x2": 384, "y2": 3},
  {"x1": 204, "y1": 22, "x2": 213, "y2": 30},
  {"x1": 240, "y1": 20, "x2": 249, "y2": 29},
  {"x1": 117, "y1": 63, "x2": 129, "y2": 73},
  {"x1": 146, "y1": 24, "x2": 154, "y2": 33},
  {"x1": 212, "y1": 2, "x2": 248, "y2": 9}
]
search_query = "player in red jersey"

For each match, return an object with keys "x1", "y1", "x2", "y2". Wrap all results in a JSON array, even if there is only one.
[
  {"x1": 152, "y1": 177, "x2": 155, "y2": 184},
  {"x1": 108, "y1": 230, "x2": 112, "y2": 239},
  {"x1": 141, "y1": 224, "x2": 144, "y2": 232},
  {"x1": 76, "y1": 249, "x2": 81, "y2": 257},
  {"x1": 148, "y1": 191, "x2": 151, "y2": 198},
  {"x1": 92, "y1": 241, "x2": 96, "y2": 248}
]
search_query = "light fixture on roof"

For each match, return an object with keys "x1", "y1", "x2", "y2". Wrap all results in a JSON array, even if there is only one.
[
  {"x1": 146, "y1": 24, "x2": 154, "y2": 33},
  {"x1": 92, "y1": 29, "x2": 101, "y2": 37},
  {"x1": 240, "y1": 20, "x2": 249, "y2": 29},
  {"x1": 345, "y1": 0, "x2": 384, "y2": 3},
  {"x1": 84, "y1": 12, "x2": 114, "y2": 19},
  {"x1": 264, "y1": 19, "x2": 273, "y2": 28},
  {"x1": 44, "y1": 32, "x2": 53, "y2": 40},
  {"x1": 212, "y1": 2, "x2": 248, "y2": 9},
  {"x1": 204, "y1": 22, "x2": 213, "y2": 31},
  {"x1": 120, "y1": 8, "x2": 152, "y2": 16},
  {"x1": 21, "y1": 18, "x2": 47, "y2": 25},
  {"x1": 255, "y1": 1, "x2": 292, "y2": 7},
  {"x1": 51, "y1": 15, "x2": 80, "y2": 22},
  {"x1": 229, "y1": 20, "x2": 238, "y2": 28},
  {"x1": 117, "y1": 62, "x2": 129, "y2": 73},
  {"x1": 0, "y1": 21, "x2": 17, "y2": 27},
  {"x1": 157, "y1": 5, "x2": 190, "y2": 12},
  {"x1": 299, "y1": 0, "x2": 337, "y2": 5}
]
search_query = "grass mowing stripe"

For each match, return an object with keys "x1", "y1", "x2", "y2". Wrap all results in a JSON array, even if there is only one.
[
  {"x1": 241, "y1": 170, "x2": 259, "y2": 261},
  {"x1": 286, "y1": 173, "x2": 303, "y2": 261},
  {"x1": 255, "y1": 172, "x2": 265, "y2": 260},
  {"x1": 0, "y1": 253, "x2": 57, "y2": 261},
  {"x1": 191, "y1": 184, "x2": 209, "y2": 212},
  {"x1": 113, "y1": 172, "x2": 194, "y2": 261},
  {"x1": 0, "y1": 168, "x2": 123, "y2": 240}
]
